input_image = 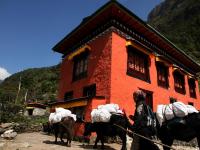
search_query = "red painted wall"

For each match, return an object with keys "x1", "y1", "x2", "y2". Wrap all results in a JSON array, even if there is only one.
[
  {"x1": 58, "y1": 30, "x2": 200, "y2": 117},
  {"x1": 57, "y1": 30, "x2": 200, "y2": 137},
  {"x1": 58, "y1": 32, "x2": 112, "y2": 101},
  {"x1": 58, "y1": 32, "x2": 112, "y2": 136},
  {"x1": 110, "y1": 32, "x2": 200, "y2": 116},
  {"x1": 74, "y1": 97, "x2": 106, "y2": 136}
]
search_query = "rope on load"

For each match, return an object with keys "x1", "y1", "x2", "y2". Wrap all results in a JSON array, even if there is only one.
[{"x1": 113, "y1": 123, "x2": 177, "y2": 150}]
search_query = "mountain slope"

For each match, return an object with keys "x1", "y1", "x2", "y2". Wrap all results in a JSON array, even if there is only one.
[
  {"x1": 147, "y1": 0, "x2": 200, "y2": 63},
  {"x1": 0, "y1": 64, "x2": 60, "y2": 104}
]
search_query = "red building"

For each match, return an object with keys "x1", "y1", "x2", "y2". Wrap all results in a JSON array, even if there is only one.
[{"x1": 52, "y1": 1, "x2": 200, "y2": 136}]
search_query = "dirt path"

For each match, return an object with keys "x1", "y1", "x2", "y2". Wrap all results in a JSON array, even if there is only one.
[
  {"x1": 0, "y1": 132, "x2": 199, "y2": 150},
  {"x1": 0, "y1": 132, "x2": 120, "y2": 150}
]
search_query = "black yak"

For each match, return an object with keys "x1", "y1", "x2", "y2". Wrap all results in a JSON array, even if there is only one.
[
  {"x1": 157, "y1": 112, "x2": 200, "y2": 150},
  {"x1": 84, "y1": 113, "x2": 130, "y2": 150}
]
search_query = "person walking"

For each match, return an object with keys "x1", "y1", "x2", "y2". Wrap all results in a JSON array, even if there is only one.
[{"x1": 130, "y1": 90, "x2": 159, "y2": 150}]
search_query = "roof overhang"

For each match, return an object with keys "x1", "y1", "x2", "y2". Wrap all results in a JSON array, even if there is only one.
[
  {"x1": 52, "y1": 1, "x2": 200, "y2": 73},
  {"x1": 49, "y1": 97, "x2": 90, "y2": 108},
  {"x1": 26, "y1": 102, "x2": 47, "y2": 109}
]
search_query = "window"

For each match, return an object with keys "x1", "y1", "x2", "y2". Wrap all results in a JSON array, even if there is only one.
[
  {"x1": 127, "y1": 48, "x2": 150, "y2": 82},
  {"x1": 139, "y1": 89, "x2": 153, "y2": 110},
  {"x1": 188, "y1": 78, "x2": 196, "y2": 98},
  {"x1": 173, "y1": 70, "x2": 185, "y2": 94},
  {"x1": 188, "y1": 102, "x2": 194, "y2": 106},
  {"x1": 170, "y1": 97, "x2": 177, "y2": 103},
  {"x1": 73, "y1": 52, "x2": 89, "y2": 81},
  {"x1": 145, "y1": 91, "x2": 153, "y2": 110},
  {"x1": 71, "y1": 107, "x2": 85, "y2": 122},
  {"x1": 83, "y1": 84, "x2": 96, "y2": 98},
  {"x1": 64, "y1": 91, "x2": 73, "y2": 101},
  {"x1": 156, "y1": 62, "x2": 169, "y2": 88}
]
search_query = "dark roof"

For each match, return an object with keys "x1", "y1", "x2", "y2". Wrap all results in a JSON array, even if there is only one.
[
  {"x1": 26, "y1": 102, "x2": 47, "y2": 109},
  {"x1": 52, "y1": 0, "x2": 200, "y2": 74},
  {"x1": 49, "y1": 96, "x2": 105, "y2": 106}
]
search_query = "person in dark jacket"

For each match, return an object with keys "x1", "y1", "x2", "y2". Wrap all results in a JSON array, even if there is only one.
[{"x1": 130, "y1": 90, "x2": 159, "y2": 150}]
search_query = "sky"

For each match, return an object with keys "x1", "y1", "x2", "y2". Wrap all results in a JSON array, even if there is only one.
[{"x1": 0, "y1": 0, "x2": 162, "y2": 80}]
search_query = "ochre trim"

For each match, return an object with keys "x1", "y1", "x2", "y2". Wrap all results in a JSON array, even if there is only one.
[
  {"x1": 26, "y1": 107, "x2": 34, "y2": 109},
  {"x1": 126, "y1": 40, "x2": 150, "y2": 55},
  {"x1": 173, "y1": 66, "x2": 196, "y2": 79},
  {"x1": 68, "y1": 45, "x2": 91, "y2": 60},
  {"x1": 173, "y1": 67, "x2": 185, "y2": 75},
  {"x1": 155, "y1": 57, "x2": 171, "y2": 66},
  {"x1": 173, "y1": 67, "x2": 180, "y2": 72},
  {"x1": 52, "y1": 100, "x2": 88, "y2": 109},
  {"x1": 188, "y1": 75, "x2": 194, "y2": 79}
]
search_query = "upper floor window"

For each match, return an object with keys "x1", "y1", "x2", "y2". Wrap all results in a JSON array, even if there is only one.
[
  {"x1": 73, "y1": 52, "x2": 89, "y2": 81},
  {"x1": 127, "y1": 48, "x2": 150, "y2": 82},
  {"x1": 188, "y1": 78, "x2": 196, "y2": 98},
  {"x1": 173, "y1": 70, "x2": 185, "y2": 94},
  {"x1": 83, "y1": 84, "x2": 96, "y2": 98},
  {"x1": 64, "y1": 91, "x2": 73, "y2": 101},
  {"x1": 156, "y1": 62, "x2": 169, "y2": 88}
]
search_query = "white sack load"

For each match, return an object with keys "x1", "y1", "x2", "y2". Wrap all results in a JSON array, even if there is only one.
[
  {"x1": 55, "y1": 107, "x2": 72, "y2": 117},
  {"x1": 163, "y1": 104, "x2": 174, "y2": 120},
  {"x1": 156, "y1": 105, "x2": 165, "y2": 126},
  {"x1": 116, "y1": 109, "x2": 123, "y2": 114},
  {"x1": 97, "y1": 104, "x2": 120, "y2": 113},
  {"x1": 99, "y1": 109, "x2": 111, "y2": 122},
  {"x1": 91, "y1": 108, "x2": 111, "y2": 123},
  {"x1": 156, "y1": 102, "x2": 199, "y2": 126},
  {"x1": 172, "y1": 102, "x2": 188, "y2": 118},
  {"x1": 186, "y1": 105, "x2": 198, "y2": 114},
  {"x1": 49, "y1": 112, "x2": 60, "y2": 123},
  {"x1": 70, "y1": 114, "x2": 77, "y2": 122},
  {"x1": 156, "y1": 104, "x2": 179, "y2": 126},
  {"x1": 91, "y1": 109, "x2": 101, "y2": 122},
  {"x1": 49, "y1": 107, "x2": 76, "y2": 124},
  {"x1": 91, "y1": 103, "x2": 123, "y2": 123}
]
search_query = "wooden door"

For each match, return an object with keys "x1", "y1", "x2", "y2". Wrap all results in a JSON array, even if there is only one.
[{"x1": 140, "y1": 88, "x2": 153, "y2": 110}]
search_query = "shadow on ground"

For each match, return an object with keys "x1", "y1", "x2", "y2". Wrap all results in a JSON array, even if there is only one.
[
  {"x1": 43, "y1": 140, "x2": 117, "y2": 149},
  {"x1": 43, "y1": 140, "x2": 67, "y2": 147},
  {"x1": 78, "y1": 144, "x2": 117, "y2": 150}
]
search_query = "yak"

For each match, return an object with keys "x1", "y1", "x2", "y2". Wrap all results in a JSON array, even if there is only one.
[
  {"x1": 52, "y1": 116, "x2": 75, "y2": 147},
  {"x1": 157, "y1": 112, "x2": 200, "y2": 150},
  {"x1": 42, "y1": 122, "x2": 53, "y2": 134},
  {"x1": 83, "y1": 113, "x2": 130, "y2": 150}
]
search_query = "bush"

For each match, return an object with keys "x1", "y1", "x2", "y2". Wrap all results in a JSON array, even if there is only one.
[{"x1": 0, "y1": 102, "x2": 24, "y2": 123}]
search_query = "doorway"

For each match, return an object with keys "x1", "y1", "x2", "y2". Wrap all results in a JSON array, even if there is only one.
[{"x1": 139, "y1": 88, "x2": 153, "y2": 110}]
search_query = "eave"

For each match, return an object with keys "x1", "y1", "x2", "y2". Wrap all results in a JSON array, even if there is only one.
[
  {"x1": 52, "y1": 0, "x2": 200, "y2": 74},
  {"x1": 26, "y1": 102, "x2": 47, "y2": 109}
]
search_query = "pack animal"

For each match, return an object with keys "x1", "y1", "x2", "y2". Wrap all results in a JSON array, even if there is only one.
[
  {"x1": 83, "y1": 113, "x2": 129, "y2": 150},
  {"x1": 157, "y1": 112, "x2": 200, "y2": 150},
  {"x1": 42, "y1": 122, "x2": 53, "y2": 134},
  {"x1": 52, "y1": 116, "x2": 75, "y2": 147}
]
